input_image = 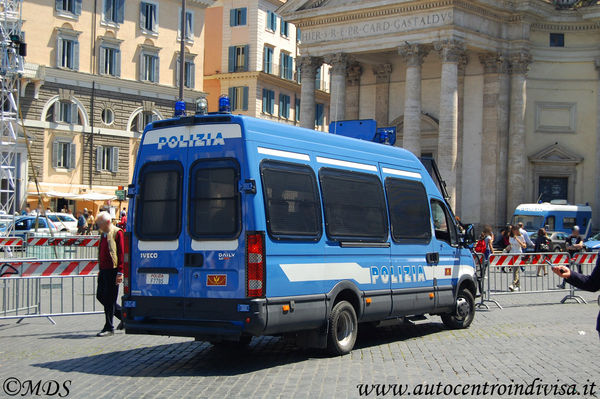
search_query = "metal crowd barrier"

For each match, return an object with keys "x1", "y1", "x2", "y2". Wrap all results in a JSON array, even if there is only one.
[
  {"x1": 475, "y1": 251, "x2": 598, "y2": 310},
  {"x1": 0, "y1": 235, "x2": 100, "y2": 260}
]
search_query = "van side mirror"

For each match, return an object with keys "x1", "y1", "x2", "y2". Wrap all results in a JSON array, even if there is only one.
[{"x1": 461, "y1": 224, "x2": 475, "y2": 247}]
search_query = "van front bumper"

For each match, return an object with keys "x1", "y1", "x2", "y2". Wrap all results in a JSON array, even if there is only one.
[{"x1": 122, "y1": 295, "x2": 267, "y2": 339}]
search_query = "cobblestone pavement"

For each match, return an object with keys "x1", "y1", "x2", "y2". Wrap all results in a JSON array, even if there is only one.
[{"x1": 1, "y1": 291, "x2": 599, "y2": 399}]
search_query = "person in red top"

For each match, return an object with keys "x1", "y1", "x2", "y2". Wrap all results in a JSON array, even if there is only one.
[
  {"x1": 117, "y1": 210, "x2": 127, "y2": 231},
  {"x1": 95, "y1": 211, "x2": 124, "y2": 337}
]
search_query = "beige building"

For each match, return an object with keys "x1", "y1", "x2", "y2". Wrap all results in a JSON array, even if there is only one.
[
  {"x1": 279, "y1": 0, "x2": 600, "y2": 229},
  {"x1": 204, "y1": 0, "x2": 331, "y2": 130},
  {"x1": 19, "y1": 0, "x2": 214, "y2": 214}
]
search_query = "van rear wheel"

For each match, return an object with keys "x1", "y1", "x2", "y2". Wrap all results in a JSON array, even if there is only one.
[
  {"x1": 441, "y1": 288, "x2": 475, "y2": 329},
  {"x1": 327, "y1": 300, "x2": 357, "y2": 356}
]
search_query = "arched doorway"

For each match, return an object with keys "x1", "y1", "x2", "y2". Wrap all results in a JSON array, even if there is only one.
[{"x1": 390, "y1": 113, "x2": 439, "y2": 159}]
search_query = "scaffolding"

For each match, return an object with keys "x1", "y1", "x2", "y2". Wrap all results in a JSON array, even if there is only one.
[{"x1": 0, "y1": 0, "x2": 23, "y2": 230}]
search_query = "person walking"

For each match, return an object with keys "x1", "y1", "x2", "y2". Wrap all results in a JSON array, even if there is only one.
[
  {"x1": 518, "y1": 222, "x2": 534, "y2": 249},
  {"x1": 76, "y1": 211, "x2": 86, "y2": 235},
  {"x1": 508, "y1": 225, "x2": 527, "y2": 292},
  {"x1": 534, "y1": 228, "x2": 551, "y2": 276},
  {"x1": 95, "y1": 211, "x2": 124, "y2": 337},
  {"x1": 557, "y1": 226, "x2": 584, "y2": 289},
  {"x1": 86, "y1": 211, "x2": 95, "y2": 235}
]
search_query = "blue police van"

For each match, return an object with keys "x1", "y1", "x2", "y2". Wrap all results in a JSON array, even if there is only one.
[{"x1": 122, "y1": 102, "x2": 477, "y2": 355}]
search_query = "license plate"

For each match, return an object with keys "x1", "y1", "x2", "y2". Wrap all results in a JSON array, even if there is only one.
[{"x1": 146, "y1": 273, "x2": 169, "y2": 285}]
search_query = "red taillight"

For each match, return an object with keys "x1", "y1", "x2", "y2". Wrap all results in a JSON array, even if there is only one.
[
  {"x1": 123, "y1": 232, "x2": 131, "y2": 295},
  {"x1": 246, "y1": 232, "x2": 265, "y2": 297}
]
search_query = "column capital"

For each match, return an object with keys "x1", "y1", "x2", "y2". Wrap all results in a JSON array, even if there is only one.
[
  {"x1": 509, "y1": 51, "x2": 532, "y2": 75},
  {"x1": 595, "y1": 57, "x2": 600, "y2": 76},
  {"x1": 298, "y1": 55, "x2": 323, "y2": 76},
  {"x1": 346, "y1": 62, "x2": 362, "y2": 86},
  {"x1": 479, "y1": 53, "x2": 509, "y2": 74},
  {"x1": 457, "y1": 54, "x2": 469, "y2": 76},
  {"x1": 373, "y1": 63, "x2": 392, "y2": 84},
  {"x1": 434, "y1": 39, "x2": 465, "y2": 63},
  {"x1": 398, "y1": 43, "x2": 430, "y2": 67},
  {"x1": 324, "y1": 53, "x2": 350, "y2": 75}
]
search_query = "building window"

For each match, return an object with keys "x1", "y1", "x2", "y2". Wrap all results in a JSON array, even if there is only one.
[
  {"x1": 96, "y1": 146, "x2": 119, "y2": 173},
  {"x1": 296, "y1": 27, "x2": 301, "y2": 42},
  {"x1": 101, "y1": 108, "x2": 114, "y2": 125},
  {"x1": 228, "y1": 45, "x2": 249, "y2": 72},
  {"x1": 280, "y1": 18, "x2": 289, "y2": 38},
  {"x1": 315, "y1": 103, "x2": 324, "y2": 127},
  {"x1": 52, "y1": 140, "x2": 76, "y2": 170},
  {"x1": 131, "y1": 110, "x2": 159, "y2": 132},
  {"x1": 279, "y1": 94, "x2": 290, "y2": 119},
  {"x1": 229, "y1": 86, "x2": 249, "y2": 111},
  {"x1": 539, "y1": 177, "x2": 568, "y2": 203},
  {"x1": 262, "y1": 89, "x2": 275, "y2": 115},
  {"x1": 56, "y1": 36, "x2": 79, "y2": 70},
  {"x1": 140, "y1": 2, "x2": 158, "y2": 33},
  {"x1": 99, "y1": 45, "x2": 121, "y2": 77},
  {"x1": 315, "y1": 67, "x2": 321, "y2": 90},
  {"x1": 280, "y1": 53, "x2": 293, "y2": 80},
  {"x1": 263, "y1": 46, "x2": 273, "y2": 73},
  {"x1": 266, "y1": 11, "x2": 277, "y2": 32},
  {"x1": 140, "y1": 52, "x2": 159, "y2": 83},
  {"x1": 46, "y1": 100, "x2": 82, "y2": 125},
  {"x1": 56, "y1": 0, "x2": 82, "y2": 16},
  {"x1": 230, "y1": 8, "x2": 247, "y2": 27},
  {"x1": 103, "y1": 0, "x2": 124, "y2": 24},
  {"x1": 176, "y1": 57, "x2": 195, "y2": 88},
  {"x1": 295, "y1": 98, "x2": 300, "y2": 122},
  {"x1": 179, "y1": 9, "x2": 194, "y2": 40},
  {"x1": 550, "y1": 33, "x2": 564, "y2": 48}
]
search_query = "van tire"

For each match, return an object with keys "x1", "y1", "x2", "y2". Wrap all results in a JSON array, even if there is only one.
[
  {"x1": 441, "y1": 288, "x2": 475, "y2": 330},
  {"x1": 327, "y1": 300, "x2": 357, "y2": 356}
]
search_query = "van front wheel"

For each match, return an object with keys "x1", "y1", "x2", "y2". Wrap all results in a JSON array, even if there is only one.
[
  {"x1": 327, "y1": 300, "x2": 357, "y2": 355},
  {"x1": 441, "y1": 288, "x2": 475, "y2": 329}
]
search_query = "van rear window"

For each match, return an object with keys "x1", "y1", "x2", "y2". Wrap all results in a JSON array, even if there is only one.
[
  {"x1": 319, "y1": 168, "x2": 388, "y2": 242},
  {"x1": 135, "y1": 162, "x2": 182, "y2": 240},
  {"x1": 189, "y1": 159, "x2": 241, "y2": 239},
  {"x1": 385, "y1": 178, "x2": 431, "y2": 242},
  {"x1": 260, "y1": 160, "x2": 322, "y2": 241}
]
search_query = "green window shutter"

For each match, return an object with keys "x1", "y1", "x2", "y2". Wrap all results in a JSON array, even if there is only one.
[
  {"x1": 72, "y1": 41, "x2": 79, "y2": 70},
  {"x1": 240, "y1": 8, "x2": 247, "y2": 25},
  {"x1": 230, "y1": 8, "x2": 236, "y2": 26},
  {"x1": 69, "y1": 143, "x2": 76, "y2": 170},
  {"x1": 52, "y1": 141, "x2": 59, "y2": 169},
  {"x1": 228, "y1": 87, "x2": 235, "y2": 111},
  {"x1": 243, "y1": 45, "x2": 249, "y2": 72},
  {"x1": 96, "y1": 146, "x2": 103, "y2": 171},
  {"x1": 242, "y1": 87, "x2": 249, "y2": 111},
  {"x1": 262, "y1": 89, "x2": 267, "y2": 113},
  {"x1": 111, "y1": 147, "x2": 119, "y2": 173},
  {"x1": 228, "y1": 46, "x2": 235, "y2": 72}
]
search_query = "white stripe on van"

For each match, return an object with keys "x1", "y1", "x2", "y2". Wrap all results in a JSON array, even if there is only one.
[
  {"x1": 381, "y1": 167, "x2": 421, "y2": 179},
  {"x1": 280, "y1": 262, "x2": 371, "y2": 284},
  {"x1": 257, "y1": 147, "x2": 310, "y2": 161},
  {"x1": 138, "y1": 240, "x2": 179, "y2": 251},
  {"x1": 316, "y1": 157, "x2": 377, "y2": 172},
  {"x1": 191, "y1": 240, "x2": 239, "y2": 251}
]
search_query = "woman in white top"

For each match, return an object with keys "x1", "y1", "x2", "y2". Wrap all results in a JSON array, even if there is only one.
[{"x1": 508, "y1": 225, "x2": 527, "y2": 291}]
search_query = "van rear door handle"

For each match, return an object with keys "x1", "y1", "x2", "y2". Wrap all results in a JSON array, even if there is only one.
[
  {"x1": 426, "y1": 252, "x2": 439, "y2": 265},
  {"x1": 184, "y1": 253, "x2": 204, "y2": 267}
]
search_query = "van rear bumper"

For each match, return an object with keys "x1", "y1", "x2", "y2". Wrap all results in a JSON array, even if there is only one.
[{"x1": 122, "y1": 295, "x2": 267, "y2": 339}]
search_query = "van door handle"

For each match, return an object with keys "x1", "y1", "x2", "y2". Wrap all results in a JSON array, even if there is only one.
[
  {"x1": 426, "y1": 252, "x2": 439, "y2": 265},
  {"x1": 184, "y1": 253, "x2": 204, "y2": 267}
]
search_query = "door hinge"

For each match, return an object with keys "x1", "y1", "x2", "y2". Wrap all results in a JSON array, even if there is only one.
[{"x1": 239, "y1": 179, "x2": 256, "y2": 194}]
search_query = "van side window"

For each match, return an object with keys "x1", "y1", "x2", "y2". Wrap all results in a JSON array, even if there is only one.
[
  {"x1": 385, "y1": 178, "x2": 431, "y2": 242},
  {"x1": 319, "y1": 168, "x2": 388, "y2": 242},
  {"x1": 563, "y1": 217, "x2": 576, "y2": 230},
  {"x1": 545, "y1": 216, "x2": 555, "y2": 231},
  {"x1": 430, "y1": 199, "x2": 458, "y2": 246},
  {"x1": 260, "y1": 160, "x2": 322, "y2": 241},
  {"x1": 135, "y1": 162, "x2": 182, "y2": 240},
  {"x1": 189, "y1": 159, "x2": 241, "y2": 239}
]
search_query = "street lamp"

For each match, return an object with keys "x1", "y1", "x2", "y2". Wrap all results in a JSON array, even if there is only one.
[{"x1": 175, "y1": 0, "x2": 187, "y2": 116}]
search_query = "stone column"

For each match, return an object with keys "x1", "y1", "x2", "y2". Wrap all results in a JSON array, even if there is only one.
[
  {"x1": 435, "y1": 40, "x2": 464, "y2": 210},
  {"x1": 325, "y1": 53, "x2": 349, "y2": 122},
  {"x1": 299, "y1": 56, "x2": 323, "y2": 130},
  {"x1": 594, "y1": 58, "x2": 600, "y2": 229},
  {"x1": 495, "y1": 58, "x2": 511, "y2": 227},
  {"x1": 345, "y1": 62, "x2": 362, "y2": 120},
  {"x1": 456, "y1": 54, "x2": 468, "y2": 216},
  {"x1": 373, "y1": 63, "x2": 392, "y2": 126},
  {"x1": 399, "y1": 44, "x2": 429, "y2": 156},
  {"x1": 506, "y1": 52, "x2": 531, "y2": 216}
]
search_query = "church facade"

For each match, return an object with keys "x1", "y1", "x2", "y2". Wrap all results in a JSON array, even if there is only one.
[{"x1": 278, "y1": 0, "x2": 600, "y2": 230}]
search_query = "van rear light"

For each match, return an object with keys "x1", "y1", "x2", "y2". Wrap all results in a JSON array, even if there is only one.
[
  {"x1": 246, "y1": 232, "x2": 265, "y2": 297},
  {"x1": 123, "y1": 231, "x2": 131, "y2": 295}
]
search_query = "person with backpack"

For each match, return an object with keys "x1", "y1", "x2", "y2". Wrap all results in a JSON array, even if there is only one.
[{"x1": 534, "y1": 228, "x2": 551, "y2": 276}]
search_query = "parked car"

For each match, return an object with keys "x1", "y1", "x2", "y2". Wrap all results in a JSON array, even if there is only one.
[
  {"x1": 584, "y1": 232, "x2": 600, "y2": 251},
  {"x1": 0, "y1": 216, "x2": 59, "y2": 237},
  {"x1": 46, "y1": 212, "x2": 78, "y2": 235},
  {"x1": 529, "y1": 231, "x2": 568, "y2": 252}
]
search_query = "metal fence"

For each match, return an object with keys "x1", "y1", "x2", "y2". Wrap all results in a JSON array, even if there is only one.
[{"x1": 0, "y1": 235, "x2": 100, "y2": 260}]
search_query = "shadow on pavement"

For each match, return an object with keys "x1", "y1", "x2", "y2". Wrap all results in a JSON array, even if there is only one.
[{"x1": 32, "y1": 320, "x2": 447, "y2": 377}]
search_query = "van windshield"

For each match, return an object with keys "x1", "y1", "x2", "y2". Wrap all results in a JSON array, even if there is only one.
[{"x1": 512, "y1": 215, "x2": 544, "y2": 231}]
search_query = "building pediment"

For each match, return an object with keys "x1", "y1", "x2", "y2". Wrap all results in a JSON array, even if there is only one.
[{"x1": 529, "y1": 143, "x2": 583, "y2": 165}]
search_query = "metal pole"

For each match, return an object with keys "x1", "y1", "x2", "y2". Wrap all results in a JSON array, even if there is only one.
[{"x1": 178, "y1": 0, "x2": 186, "y2": 101}]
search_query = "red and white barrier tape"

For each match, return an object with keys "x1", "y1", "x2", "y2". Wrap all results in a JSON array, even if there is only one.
[
  {"x1": 488, "y1": 253, "x2": 570, "y2": 267},
  {"x1": 0, "y1": 259, "x2": 98, "y2": 277},
  {"x1": 571, "y1": 252, "x2": 598, "y2": 265},
  {"x1": 26, "y1": 236, "x2": 100, "y2": 247},
  {"x1": 0, "y1": 237, "x2": 23, "y2": 247}
]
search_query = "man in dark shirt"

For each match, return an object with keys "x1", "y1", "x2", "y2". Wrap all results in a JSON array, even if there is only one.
[
  {"x1": 76, "y1": 211, "x2": 86, "y2": 235},
  {"x1": 95, "y1": 211, "x2": 124, "y2": 337},
  {"x1": 557, "y1": 226, "x2": 584, "y2": 289}
]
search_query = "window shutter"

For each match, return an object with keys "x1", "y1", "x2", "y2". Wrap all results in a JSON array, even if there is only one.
[
  {"x1": 139, "y1": 52, "x2": 144, "y2": 81},
  {"x1": 230, "y1": 8, "x2": 236, "y2": 26},
  {"x1": 279, "y1": 52, "x2": 283, "y2": 78},
  {"x1": 187, "y1": 12, "x2": 193, "y2": 37},
  {"x1": 69, "y1": 143, "x2": 76, "y2": 170},
  {"x1": 243, "y1": 45, "x2": 249, "y2": 72},
  {"x1": 228, "y1": 46, "x2": 235, "y2": 73},
  {"x1": 262, "y1": 88, "x2": 267, "y2": 113},
  {"x1": 152, "y1": 4, "x2": 158, "y2": 30},
  {"x1": 228, "y1": 87, "x2": 235, "y2": 111},
  {"x1": 99, "y1": 47, "x2": 106, "y2": 75},
  {"x1": 241, "y1": 8, "x2": 247, "y2": 26},
  {"x1": 70, "y1": 102, "x2": 78, "y2": 125},
  {"x1": 116, "y1": 0, "x2": 125, "y2": 23},
  {"x1": 263, "y1": 47, "x2": 267, "y2": 72},
  {"x1": 242, "y1": 87, "x2": 248, "y2": 111},
  {"x1": 139, "y1": 2, "x2": 146, "y2": 29},
  {"x1": 175, "y1": 58, "x2": 180, "y2": 87},
  {"x1": 104, "y1": 0, "x2": 112, "y2": 21},
  {"x1": 52, "y1": 101, "x2": 59, "y2": 122},
  {"x1": 269, "y1": 91, "x2": 275, "y2": 115},
  {"x1": 190, "y1": 62, "x2": 195, "y2": 88},
  {"x1": 52, "y1": 141, "x2": 59, "y2": 169},
  {"x1": 56, "y1": 37, "x2": 62, "y2": 67},
  {"x1": 288, "y1": 57, "x2": 294, "y2": 79},
  {"x1": 111, "y1": 147, "x2": 119, "y2": 173},
  {"x1": 72, "y1": 41, "x2": 79, "y2": 70},
  {"x1": 279, "y1": 94, "x2": 283, "y2": 117},
  {"x1": 115, "y1": 49, "x2": 121, "y2": 77},
  {"x1": 154, "y1": 55, "x2": 159, "y2": 83},
  {"x1": 74, "y1": 0, "x2": 82, "y2": 15},
  {"x1": 96, "y1": 146, "x2": 103, "y2": 171}
]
